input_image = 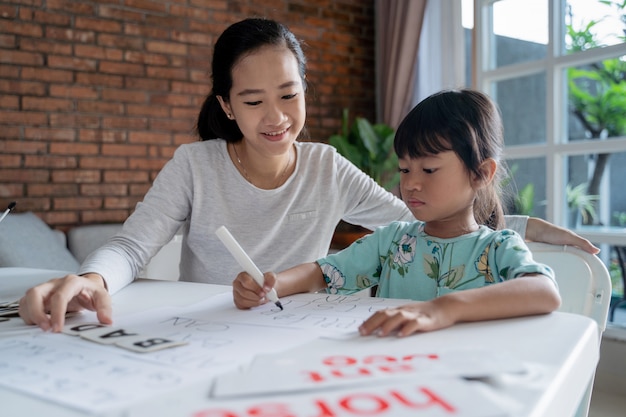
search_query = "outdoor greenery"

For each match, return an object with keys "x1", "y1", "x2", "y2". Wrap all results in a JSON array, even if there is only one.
[
  {"x1": 566, "y1": 0, "x2": 626, "y2": 225},
  {"x1": 566, "y1": 182, "x2": 600, "y2": 225}
]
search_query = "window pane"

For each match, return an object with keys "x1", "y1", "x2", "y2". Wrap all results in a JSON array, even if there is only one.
[
  {"x1": 503, "y1": 157, "x2": 546, "y2": 219},
  {"x1": 489, "y1": 0, "x2": 548, "y2": 69},
  {"x1": 566, "y1": 55, "x2": 626, "y2": 143},
  {"x1": 492, "y1": 73, "x2": 547, "y2": 146},
  {"x1": 564, "y1": 0, "x2": 625, "y2": 54},
  {"x1": 566, "y1": 151, "x2": 626, "y2": 229}
]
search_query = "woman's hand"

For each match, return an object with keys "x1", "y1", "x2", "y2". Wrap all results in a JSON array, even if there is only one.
[{"x1": 18, "y1": 273, "x2": 111, "y2": 333}]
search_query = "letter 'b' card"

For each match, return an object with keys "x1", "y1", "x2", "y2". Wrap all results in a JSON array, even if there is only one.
[{"x1": 114, "y1": 336, "x2": 187, "y2": 353}]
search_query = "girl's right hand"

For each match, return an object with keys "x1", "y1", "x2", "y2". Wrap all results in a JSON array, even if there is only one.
[
  {"x1": 232, "y1": 271, "x2": 277, "y2": 309},
  {"x1": 18, "y1": 273, "x2": 112, "y2": 333}
]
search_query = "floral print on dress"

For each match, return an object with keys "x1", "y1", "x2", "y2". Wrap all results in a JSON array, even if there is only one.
[
  {"x1": 475, "y1": 245, "x2": 494, "y2": 283},
  {"x1": 320, "y1": 263, "x2": 345, "y2": 294},
  {"x1": 375, "y1": 233, "x2": 418, "y2": 280},
  {"x1": 423, "y1": 239, "x2": 466, "y2": 290}
]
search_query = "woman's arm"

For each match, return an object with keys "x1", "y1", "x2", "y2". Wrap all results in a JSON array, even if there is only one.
[
  {"x1": 359, "y1": 274, "x2": 561, "y2": 337},
  {"x1": 525, "y1": 217, "x2": 599, "y2": 254}
]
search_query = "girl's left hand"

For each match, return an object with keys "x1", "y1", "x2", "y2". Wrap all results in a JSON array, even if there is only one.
[{"x1": 358, "y1": 301, "x2": 454, "y2": 337}]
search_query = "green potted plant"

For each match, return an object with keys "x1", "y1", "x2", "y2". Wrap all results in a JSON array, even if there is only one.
[
  {"x1": 566, "y1": 182, "x2": 600, "y2": 227},
  {"x1": 328, "y1": 108, "x2": 399, "y2": 248},
  {"x1": 329, "y1": 108, "x2": 400, "y2": 191}
]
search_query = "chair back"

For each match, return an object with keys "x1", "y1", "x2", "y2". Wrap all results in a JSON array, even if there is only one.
[{"x1": 527, "y1": 242, "x2": 612, "y2": 333}]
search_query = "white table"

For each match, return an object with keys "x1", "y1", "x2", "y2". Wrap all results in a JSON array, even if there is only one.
[{"x1": 0, "y1": 267, "x2": 600, "y2": 417}]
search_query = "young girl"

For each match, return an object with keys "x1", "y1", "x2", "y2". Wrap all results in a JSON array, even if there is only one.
[{"x1": 233, "y1": 89, "x2": 561, "y2": 337}]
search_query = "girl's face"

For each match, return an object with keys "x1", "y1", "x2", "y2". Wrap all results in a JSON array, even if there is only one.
[
  {"x1": 399, "y1": 151, "x2": 479, "y2": 231},
  {"x1": 218, "y1": 45, "x2": 306, "y2": 157}
]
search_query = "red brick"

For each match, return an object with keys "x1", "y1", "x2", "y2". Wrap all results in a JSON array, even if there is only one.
[
  {"x1": 74, "y1": 44, "x2": 123, "y2": 61},
  {"x1": 54, "y1": 197, "x2": 103, "y2": 210},
  {"x1": 99, "y1": 61, "x2": 144, "y2": 76},
  {"x1": 28, "y1": 183, "x2": 78, "y2": 197},
  {"x1": 0, "y1": 154, "x2": 21, "y2": 167},
  {"x1": 48, "y1": 55, "x2": 97, "y2": 71},
  {"x1": 51, "y1": 170, "x2": 101, "y2": 183},
  {"x1": 101, "y1": 116, "x2": 148, "y2": 130},
  {"x1": 0, "y1": 139, "x2": 47, "y2": 153},
  {"x1": 50, "y1": 84, "x2": 99, "y2": 99},
  {"x1": 23, "y1": 127, "x2": 76, "y2": 141},
  {"x1": 21, "y1": 67, "x2": 73, "y2": 83},
  {"x1": 0, "y1": 50, "x2": 44, "y2": 66},
  {"x1": 0, "y1": 110, "x2": 47, "y2": 125},
  {"x1": 101, "y1": 89, "x2": 147, "y2": 103},
  {"x1": 24, "y1": 155, "x2": 77, "y2": 169},
  {"x1": 81, "y1": 210, "x2": 129, "y2": 224},
  {"x1": 50, "y1": 142, "x2": 99, "y2": 155},
  {"x1": 129, "y1": 131, "x2": 172, "y2": 145},
  {"x1": 0, "y1": 168, "x2": 49, "y2": 182},
  {"x1": 75, "y1": 73, "x2": 124, "y2": 88},
  {"x1": 78, "y1": 156, "x2": 127, "y2": 170},
  {"x1": 75, "y1": 17, "x2": 123, "y2": 33},
  {"x1": 101, "y1": 144, "x2": 147, "y2": 157},
  {"x1": 104, "y1": 170, "x2": 149, "y2": 183},
  {"x1": 80, "y1": 183, "x2": 128, "y2": 196},
  {"x1": 19, "y1": 38, "x2": 72, "y2": 55}
]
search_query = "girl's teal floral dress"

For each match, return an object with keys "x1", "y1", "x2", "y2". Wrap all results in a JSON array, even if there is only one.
[{"x1": 318, "y1": 221, "x2": 556, "y2": 300}]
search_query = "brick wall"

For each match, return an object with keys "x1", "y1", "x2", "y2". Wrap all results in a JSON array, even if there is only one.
[{"x1": 0, "y1": 0, "x2": 376, "y2": 230}]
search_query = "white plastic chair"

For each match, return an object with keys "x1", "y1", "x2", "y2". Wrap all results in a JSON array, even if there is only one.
[{"x1": 527, "y1": 242, "x2": 612, "y2": 417}]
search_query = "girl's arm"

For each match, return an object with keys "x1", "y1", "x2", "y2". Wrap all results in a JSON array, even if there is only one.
[
  {"x1": 232, "y1": 262, "x2": 326, "y2": 309},
  {"x1": 359, "y1": 274, "x2": 561, "y2": 337}
]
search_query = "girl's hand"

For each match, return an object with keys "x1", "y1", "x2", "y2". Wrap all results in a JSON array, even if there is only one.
[
  {"x1": 232, "y1": 271, "x2": 277, "y2": 309},
  {"x1": 358, "y1": 300, "x2": 455, "y2": 337}
]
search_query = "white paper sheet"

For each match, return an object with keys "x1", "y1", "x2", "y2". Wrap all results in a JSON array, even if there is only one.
[
  {"x1": 211, "y1": 341, "x2": 527, "y2": 398},
  {"x1": 0, "y1": 305, "x2": 317, "y2": 414},
  {"x1": 178, "y1": 291, "x2": 414, "y2": 337},
  {"x1": 127, "y1": 378, "x2": 508, "y2": 417}
]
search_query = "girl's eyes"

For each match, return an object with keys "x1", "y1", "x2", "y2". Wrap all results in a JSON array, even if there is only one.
[
  {"x1": 398, "y1": 167, "x2": 437, "y2": 174},
  {"x1": 243, "y1": 93, "x2": 298, "y2": 106}
]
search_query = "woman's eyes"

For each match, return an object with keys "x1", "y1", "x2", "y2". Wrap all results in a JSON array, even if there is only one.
[{"x1": 243, "y1": 93, "x2": 298, "y2": 106}]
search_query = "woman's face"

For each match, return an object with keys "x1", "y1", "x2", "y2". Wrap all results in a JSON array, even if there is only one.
[{"x1": 218, "y1": 45, "x2": 306, "y2": 157}]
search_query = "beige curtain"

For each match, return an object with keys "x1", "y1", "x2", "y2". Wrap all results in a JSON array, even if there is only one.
[{"x1": 375, "y1": 0, "x2": 427, "y2": 128}]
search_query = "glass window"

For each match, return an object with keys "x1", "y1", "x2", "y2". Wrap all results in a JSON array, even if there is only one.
[
  {"x1": 564, "y1": 0, "x2": 626, "y2": 54},
  {"x1": 471, "y1": 0, "x2": 626, "y2": 326},
  {"x1": 492, "y1": 73, "x2": 547, "y2": 146}
]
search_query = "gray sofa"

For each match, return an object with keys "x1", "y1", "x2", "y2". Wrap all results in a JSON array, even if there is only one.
[{"x1": 0, "y1": 212, "x2": 181, "y2": 280}]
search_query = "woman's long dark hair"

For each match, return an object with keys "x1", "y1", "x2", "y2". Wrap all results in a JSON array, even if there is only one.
[
  {"x1": 394, "y1": 89, "x2": 507, "y2": 229},
  {"x1": 196, "y1": 18, "x2": 307, "y2": 142}
]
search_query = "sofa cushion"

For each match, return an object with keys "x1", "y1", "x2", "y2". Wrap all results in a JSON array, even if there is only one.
[
  {"x1": 0, "y1": 212, "x2": 80, "y2": 271},
  {"x1": 67, "y1": 223, "x2": 123, "y2": 263}
]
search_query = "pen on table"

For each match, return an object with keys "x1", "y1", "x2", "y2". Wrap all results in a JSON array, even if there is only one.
[
  {"x1": 0, "y1": 201, "x2": 16, "y2": 224},
  {"x1": 215, "y1": 225, "x2": 284, "y2": 310}
]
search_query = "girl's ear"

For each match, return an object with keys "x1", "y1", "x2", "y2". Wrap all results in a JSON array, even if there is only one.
[
  {"x1": 216, "y1": 95, "x2": 233, "y2": 119},
  {"x1": 472, "y1": 158, "x2": 497, "y2": 189}
]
